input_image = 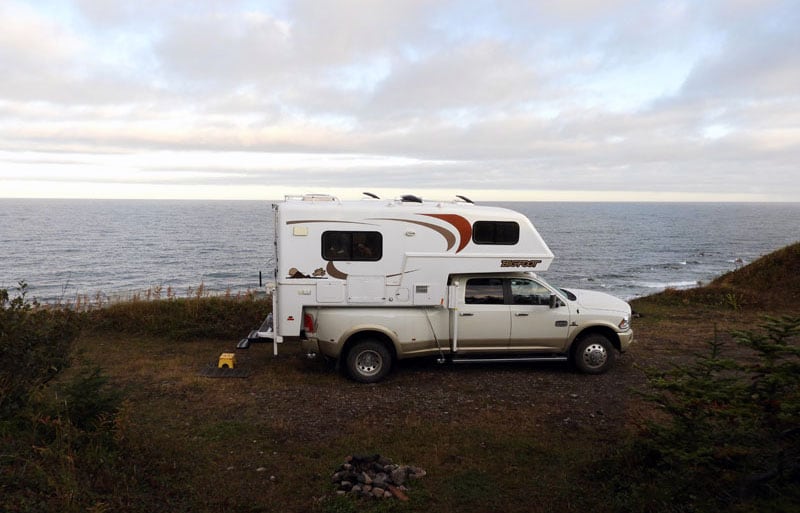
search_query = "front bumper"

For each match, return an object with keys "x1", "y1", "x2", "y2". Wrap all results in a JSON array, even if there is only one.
[{"x1": 618, "y1": 329, "x2": 634, "y2": 352}]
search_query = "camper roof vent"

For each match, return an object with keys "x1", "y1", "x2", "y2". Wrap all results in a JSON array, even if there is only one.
[
  {"x1": 456, "y1": 195, "x2": 474, "y2": 204},
  {"x1": 401, "y1": 194, "x2": 423, "y2": 203},
  {"x1": 362, "y1": 192, "x2": 380, "y2": 199},
  {"x1": 300, "y1": 194, "x2": 337, "y2": 202}
]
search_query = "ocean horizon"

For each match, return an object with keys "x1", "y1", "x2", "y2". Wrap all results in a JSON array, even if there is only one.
[{"x1": 2, "y1": 198, "x2": 799, "y2": 303}]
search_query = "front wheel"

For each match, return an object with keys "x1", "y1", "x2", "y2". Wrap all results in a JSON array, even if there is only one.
[
  {"x1": 573, "y1": 334, "x2": 615, "y2": 374},
  {"x1": 345, "y1": 340, "x2": 392, "y2": 383}
]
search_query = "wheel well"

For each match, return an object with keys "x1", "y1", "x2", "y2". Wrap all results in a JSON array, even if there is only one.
[
  {"x1": 341, "y1": 331, "x2": 396, "y2": 364},
  {"x1": 571, "y1": 326, "x2": 620, "y2": 355}
]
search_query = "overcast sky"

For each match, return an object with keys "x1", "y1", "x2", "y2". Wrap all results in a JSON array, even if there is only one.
[{"x1": 1, "y1": 0, "x2": 798, "y2": 201}]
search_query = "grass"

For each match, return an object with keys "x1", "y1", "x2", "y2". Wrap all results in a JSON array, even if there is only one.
[
  {"x1": 56, "y1": 329, "x2": 610, "y2": 513},
  {"x1": 3, "y1": 242, "x2": 800, "y2": 512}
]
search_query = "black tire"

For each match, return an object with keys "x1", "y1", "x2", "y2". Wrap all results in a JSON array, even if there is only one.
[
  {"x1": 573, "y1": 334, "x2": 615, "y2": 374},
  {"x1": 345, "y1": 339, "x2": 392, "y2": 383}
]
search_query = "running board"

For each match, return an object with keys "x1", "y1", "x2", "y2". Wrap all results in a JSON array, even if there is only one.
[{"x1": 451, "y1": 356, "x2": 568, "y2": 364}]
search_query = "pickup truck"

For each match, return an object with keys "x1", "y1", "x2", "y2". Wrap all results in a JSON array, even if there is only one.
[{"x1": 300, "y1": 272, "x2": 633, "y2": 382}]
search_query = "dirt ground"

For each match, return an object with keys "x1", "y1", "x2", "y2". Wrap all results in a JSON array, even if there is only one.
[{"x1": 71, "y1": 303, "x2": 783, "y2": 512}]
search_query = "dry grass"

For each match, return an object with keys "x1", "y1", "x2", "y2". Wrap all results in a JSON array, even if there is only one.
[
  {"x1": 70, "y1": 327, "x2": 647, "y2": 513},
  {"x1": 8, "y1": 242, "x2": 800, "y2": 512}
]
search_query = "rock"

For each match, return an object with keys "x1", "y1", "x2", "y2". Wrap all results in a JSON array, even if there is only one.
[
  {"x1": 331, "y1": 454, "x2": 426, "y2": 500},
  {"x1": 391, "y1": 468, "x2": 407, "y2": 485},
  {"x1": 372, "y1": 473, "x2": 388, "y2": 488},
  {"x1": 256, "y1": 467, "x2": 267, "y2": 473},
  {"x1": 408, "y1": 466, "x2": 426, "y2": 479}
]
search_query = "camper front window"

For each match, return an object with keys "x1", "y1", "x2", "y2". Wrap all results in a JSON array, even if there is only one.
[
  {"x1": 472, "y1": 221, "x2": 520, "y2": 245},
  {"x1": 322, "y1": 231, "x2": 382, "y2": 261}
]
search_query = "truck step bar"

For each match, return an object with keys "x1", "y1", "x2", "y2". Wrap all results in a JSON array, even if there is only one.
[{"x1": 450, "y1": 355, "x2": 568, "y2": 364}]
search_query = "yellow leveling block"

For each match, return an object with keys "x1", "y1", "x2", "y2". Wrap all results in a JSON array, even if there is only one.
[{"x1": 218, "y1": 352, "x2": 236, "y2": 369}]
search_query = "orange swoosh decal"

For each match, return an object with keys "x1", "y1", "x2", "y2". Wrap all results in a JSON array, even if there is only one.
[{"x1": 421, "y1": 214, "x2": 471, "y2": 253}]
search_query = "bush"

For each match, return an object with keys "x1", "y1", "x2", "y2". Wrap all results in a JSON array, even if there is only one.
[
  {"x1": 601, "y1": 316, "x2": 800, "y2": 512},
  {"x1": 0, "y1": 284, "x2": 131, "y2": 513},
  {"x1": 0, "y1": 282, "x2": 80, "y2": 418},
  {"x1": 88, "y1": 294, "x2": 272, "y2": 341}
]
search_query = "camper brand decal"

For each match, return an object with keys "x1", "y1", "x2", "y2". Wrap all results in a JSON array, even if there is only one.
[{"x1": 501, "y1": 259, "x2": 542, "y2": 268}]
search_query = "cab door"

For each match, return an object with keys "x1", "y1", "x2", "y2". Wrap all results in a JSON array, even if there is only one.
[
  {"x1": 455, "y1": 277, "x2": 510, "y2": 351},
  {"x1": 508, "y1": 277, "x2": 570, "y2": 351}
]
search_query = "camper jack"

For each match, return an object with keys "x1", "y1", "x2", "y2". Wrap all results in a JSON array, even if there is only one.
[{"x1": 236, "y1": 313, "x2": 278, "y2": 354}]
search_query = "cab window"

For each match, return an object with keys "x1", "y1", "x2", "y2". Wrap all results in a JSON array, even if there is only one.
[{"x1": 510, "y1": 279, "x2": 551, "y2": 306}]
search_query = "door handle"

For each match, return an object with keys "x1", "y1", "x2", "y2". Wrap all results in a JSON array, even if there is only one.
[
  {"x1": 514, "y1": 313, "x2": 529, "y2": 317},
  {"x1": 459, "y1": 312, "x2": 474, "y2": 317}
]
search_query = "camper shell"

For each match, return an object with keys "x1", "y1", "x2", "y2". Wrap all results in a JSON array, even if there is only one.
[{"x1": 269, "y1": 193, "x2": 555, "y2": 344}]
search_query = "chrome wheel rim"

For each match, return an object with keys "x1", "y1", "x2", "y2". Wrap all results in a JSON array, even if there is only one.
[
  {"x1": 355, "y1": 350, "x2": 382, "y2": 376},
  {"x1": 581, "y1": 343, "x2": 608, "y2": 369}
]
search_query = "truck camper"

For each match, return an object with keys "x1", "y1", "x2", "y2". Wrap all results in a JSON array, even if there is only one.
[{"x1": 250, "y1": 193, "x2": 633, "y2": 383}]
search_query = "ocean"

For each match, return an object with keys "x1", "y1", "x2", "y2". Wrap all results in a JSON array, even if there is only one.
[{"x1": 1, "y1": 199, "x2": 799, "y2": 303}]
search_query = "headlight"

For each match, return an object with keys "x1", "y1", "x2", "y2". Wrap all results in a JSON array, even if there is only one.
[{"x1": 618, "y1": 315, "x2": 630, "y2": 330}]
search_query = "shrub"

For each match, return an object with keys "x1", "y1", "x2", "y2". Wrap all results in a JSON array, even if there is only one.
[
  {"x1": 0, "y1": 284, "x2": 130, "y2": 513},
  {"x1": 0, "y1": 282, "x2": 80, "y2": 418},
  {"x1": 601, "y1": 316, "x2": 800, "y2": 512},
  {"x1": 88, "y1": 294, "x2": 272, "y2": 341}
]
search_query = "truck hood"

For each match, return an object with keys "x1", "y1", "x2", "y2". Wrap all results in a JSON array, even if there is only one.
[{"x1": 567, "y1": 288, "x2": 631, "y2": 314}]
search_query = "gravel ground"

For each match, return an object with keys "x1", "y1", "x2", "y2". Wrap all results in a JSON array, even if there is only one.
[{"x1": 232, "y1": 308, "x2": 767, "y2": 446}]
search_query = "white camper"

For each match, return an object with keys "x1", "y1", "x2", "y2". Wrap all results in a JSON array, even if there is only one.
[
  {"x1": 270, "y1": 193, "x2": 553, "y2": 338},
  {"x1": 253, "y1": 193, "x2": 632, "y2": 382}
]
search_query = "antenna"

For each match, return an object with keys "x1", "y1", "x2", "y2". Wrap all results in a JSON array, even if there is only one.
[
  {"x1": 362, "y1": 192, "x2": 380, "y2": 199},
  {"x1": 456, "y1": 195, "x2": 474, "y2": 204}
]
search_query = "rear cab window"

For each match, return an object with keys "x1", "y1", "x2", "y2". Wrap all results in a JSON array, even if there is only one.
[{"x1": 464, "y1": 277, "x2": 505, "y2": 304}]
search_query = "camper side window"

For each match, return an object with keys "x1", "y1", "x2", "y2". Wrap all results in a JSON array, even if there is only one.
[
  {"x1": 472, "y1": 221, "x2": 519, "y2": 245},
  {"x1": 322, "y1": 231, "x2": 382, "y2": 261}
]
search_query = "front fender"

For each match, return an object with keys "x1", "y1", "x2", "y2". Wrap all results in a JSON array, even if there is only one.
[{"x1": 568, "y1": 322, "x2": 626, "y2": 352}]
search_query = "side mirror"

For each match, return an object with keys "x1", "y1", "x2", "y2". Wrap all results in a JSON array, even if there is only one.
[{"x1": 549, "y1": 294, "x2": 560, "y2": 309}]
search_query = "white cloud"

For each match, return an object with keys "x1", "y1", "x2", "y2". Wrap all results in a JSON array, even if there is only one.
[{"x1": 0, "y1": 0, "x2": 798, "y2": 201}]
